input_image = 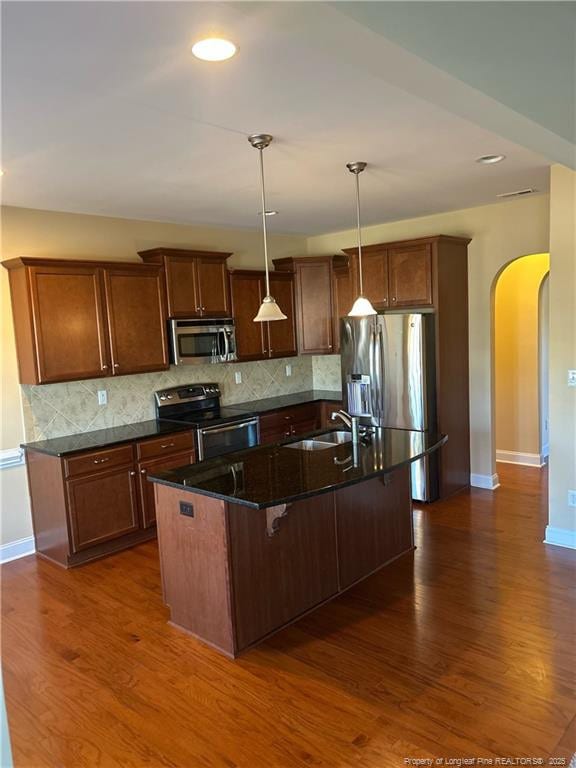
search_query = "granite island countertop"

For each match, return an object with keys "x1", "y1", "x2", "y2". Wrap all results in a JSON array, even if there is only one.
[{"x1": 148, "y1": 427, "x2": 447, "y2": 509}]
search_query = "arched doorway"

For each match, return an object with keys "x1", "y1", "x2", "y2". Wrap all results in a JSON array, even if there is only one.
[{"x1": 492, "y1": 253, "x2": 550, "y2": 471}]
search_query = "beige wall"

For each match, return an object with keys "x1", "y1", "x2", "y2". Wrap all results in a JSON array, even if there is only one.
[
  {"x1": 307, "y1": 194, "x2": 551, "y2": 485},
  {"x1": 494, "y1": 253, "x2": 550, "y2": 458},
  {"x1": 0, "y1": 206, "x2": 307, "y2": 547},
  {"x1": 547, "y1": 165, "x2": 576, "y2": 541}
]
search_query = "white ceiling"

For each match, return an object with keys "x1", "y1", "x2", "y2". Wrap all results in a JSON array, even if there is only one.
[{"x1": 1, "y1": 1, "x2": 555, "y2": 235}]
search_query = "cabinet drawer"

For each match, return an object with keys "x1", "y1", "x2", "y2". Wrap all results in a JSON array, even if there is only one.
[
  {"x1": 136, "y1": 431, "x2": 194, "y2": 460},
  {"x1": 64, "y1": 444, "x2": 134, "y2": 478}
]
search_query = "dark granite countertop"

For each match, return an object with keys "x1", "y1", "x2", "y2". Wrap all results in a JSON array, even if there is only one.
[
  {"x1": 22, "y1": 420, "x2": 194, "y2": 457},
  {"x1": 225, "y1": 389, "x2": 342, "y2": 415},
  {"x1": 148, "y1": 428, "x2": 447, "y2": 509}
]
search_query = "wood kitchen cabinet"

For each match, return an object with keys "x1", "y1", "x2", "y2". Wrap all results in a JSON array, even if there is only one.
[
  {"x1": 273, "y1": 256, "x2": 334, "y2": 355},
  {"x1": 103, "y1": 265, "x2": 169, "y2": 375},
  {"x1": 24, "y1": 428, "x2": 195, "y2": 567},
  {"x1": 138, "y1": 248, "x2": 231, "y2": 318},
  {"x1": 387, "y1": 242, "x2": 432, "y2": 308},
  {"x1": 229, "y1": 269, "x2": 297, "y2": 361},
  {"x1": 332, "y1": 254, "x2": 358, "y2": 352},
  {"x1": 3, "y1": 257, "x2": 169, "y2": 385},
  {"x1": 258, "y1": 403, "x2": 320, "y2": 445}
]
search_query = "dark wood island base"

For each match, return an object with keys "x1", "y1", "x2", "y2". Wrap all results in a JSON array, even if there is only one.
[{"x1": 154, "y1": 465, "x2": 412, "y2": 657}]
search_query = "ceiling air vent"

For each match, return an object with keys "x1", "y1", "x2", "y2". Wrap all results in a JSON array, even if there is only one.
[{"x1": 496, "y1": 188, "x2": 536, "y2": 199}]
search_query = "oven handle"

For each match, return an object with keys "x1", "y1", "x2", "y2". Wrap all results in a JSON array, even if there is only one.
[{"x1": 199, "y1": 418, "x2": 259, "y2": 437}]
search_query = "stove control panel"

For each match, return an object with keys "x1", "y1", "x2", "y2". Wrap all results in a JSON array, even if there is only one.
[{"x1": 155, "y1": 383, "x2": 221, "y2": 408}]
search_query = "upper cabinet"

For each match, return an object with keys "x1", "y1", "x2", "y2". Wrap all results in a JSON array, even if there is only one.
[
  {"x1": 341, "y1": 236, "x2": 462, "y2": 311},
  {"x1": 3, "y1": 258, "x2": 169, "y2": 385},
  {"x1": 103, "y1": 266, "x2": 169, "y2": 376},
  {"x1": 387, "y1": 242, "x2": 432, "y2": 308},
  {"x1": 273, "y1": 256, "x2": 334, "y2": 355},
  {"x1": 138, "y1": 248, "x2": 231, "y2": 318},
  {"x1": 229, "y1": 270, "x2": 297, "y2": 361}
]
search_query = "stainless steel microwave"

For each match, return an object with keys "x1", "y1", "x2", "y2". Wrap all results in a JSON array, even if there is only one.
[{"x1": 169, "y1": 319, "x2": 237, "y2": 365}]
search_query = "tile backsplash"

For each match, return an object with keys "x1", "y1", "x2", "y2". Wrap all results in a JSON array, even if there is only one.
[{"x1": 21, "y1": 355, "x2": 342, "y2": 442}]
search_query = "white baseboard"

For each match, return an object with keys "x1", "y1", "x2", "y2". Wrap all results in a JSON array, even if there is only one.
[
  {"x1": 496, "y1": 450, "x2": 545, "y2": 467},
  {"x1": 544, "y1": 526, "x2": 576, "y2": 550},
  {"x1": 470, "y1": 473, "x2": 500, "y2": 490},
  {"x1": 0, "y1": 536, "x2": 36, "y2": 564}
]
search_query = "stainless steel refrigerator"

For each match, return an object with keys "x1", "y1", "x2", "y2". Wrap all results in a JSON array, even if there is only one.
[{"x1": 340, "y1": 312, "x2": 438, "y2": 502}]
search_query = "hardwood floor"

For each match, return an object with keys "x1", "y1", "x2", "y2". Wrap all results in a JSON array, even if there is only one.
[{"x1": 2, "y1": 463, "x2": 575, "y2": 767}]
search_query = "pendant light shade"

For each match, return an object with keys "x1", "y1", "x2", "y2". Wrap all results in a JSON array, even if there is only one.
[
  {"x1": 346, "y1": 161, "x2": 376, "y2": 317},
  {"x1": 248, "y1": 133, "x2": 286, "y2": 322}
]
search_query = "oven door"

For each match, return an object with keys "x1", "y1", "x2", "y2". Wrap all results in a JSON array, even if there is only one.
[
  {"x1": 171, "y1": 320, "x2": 237, "y2": 365},
  {"x1": 197, "y1": 418, "x2": 260, "y2": 461}
]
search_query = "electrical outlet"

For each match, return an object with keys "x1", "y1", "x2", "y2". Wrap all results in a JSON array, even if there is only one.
[
  {"x1": 568, "y1": 490, "x2": 576, "y2": 508},
  {"x1": 285, "y1": 364, "x2": 292, "y2": 377},
  {"x1": 97, "y1": 390, "x2": 107, "y2": 406},
  {"x1": 568, "y1": 370, "x2": 576, "y2": 387},
  {"x1": 234, "y1": 371, "x2": 242, "y2": 385}
]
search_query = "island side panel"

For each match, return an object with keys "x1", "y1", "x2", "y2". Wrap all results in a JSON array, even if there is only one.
[
  {"x1": 154, "y1": 484, "x2": 236, "y2": 657},
  {"x1": 335, "y1": 466, "x2": 413, "y2": 590},
  {"x1": 227, "y1": 494, "x2": 339, "y2": 652}
]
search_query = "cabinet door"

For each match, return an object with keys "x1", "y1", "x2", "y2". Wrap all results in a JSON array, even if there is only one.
[
  {"x1": 388, "y1": 243, "x2": 433, "y2": 308},
  {"x1": 335, "y1": 467, "x2": 413, "y2": 590},
  {"x1": 267, "y1": 274, "x2": 297, "y2": 359},
  {"x1": 362, "y1": 248, "x2": 389, "y2": 309},
  {"x1": 229, "y1": 272, "x2": 267, "y2": 361},
  {"x1": 104, "y1": 267, "x2": 169, "y2": 375},
  {"x1": 228, "y1": 493, "x2": 339, "y2": 650},
  {"x1": 196, "y1": 257, "x2": 230, "y2": 317},
  {"x1": 164, "y1": 256, "x2": 200, "y2": 317},
  {"x1": 296, "y1": 260, "x2": 334, "y2": 354},
  {"x1": 28, "y1": 265, "x2": 110, "y2": 383},
  {"x1": 66, "y1": 466, "x2": 140, "y2": 552},
  {"x1": 138, "y1": 450, "x2": 196, "y2": 528},
  {"x1": 332, "y1": 265, "x2": 357, "y2": 352}
]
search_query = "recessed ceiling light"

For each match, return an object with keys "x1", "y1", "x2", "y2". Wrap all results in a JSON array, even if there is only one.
[
  {"x1": 476, "y1": 154, "x2": 506, "y2": 165},
  {"x1": 258, "y1": 210, "x2": 278, "y2": 217},
  {"x1": 191, "y1": 38, "x2": 237, "y2": 62}
]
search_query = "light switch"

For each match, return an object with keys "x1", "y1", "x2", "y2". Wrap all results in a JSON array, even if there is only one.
[
  {"x1": 234, "y1": 371, "x2": 242, "y2": 385},
  {"x1": 568, "y1": 490, "x2": 576, "y2": 508},
  {"x1": 568, "y1": 370, "x2": 576, "y2": 387},
  {"x1": 285, "y1": 364, "x2": 292, "y2": 377},
  {"x1": 97, "y1": 390, "x2": 108, "y2": 406}
]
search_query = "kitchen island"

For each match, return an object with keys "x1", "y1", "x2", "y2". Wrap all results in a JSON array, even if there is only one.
[{"x1": 149, "y1": 428, "x2": 446, "y2": 657}]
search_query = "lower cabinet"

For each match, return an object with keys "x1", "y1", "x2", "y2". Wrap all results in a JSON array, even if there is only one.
[
  {"x1": 258, "y1": 403, "x2": 323, "y2": 445},
  {"x1": 25, "y1": 429, "x2": 195, "y2": 568},
  {"x1": 137, "y1": 450, "x2": 196, "y2": 528},
  {"x1": 66, "y1": 466, "x2": 140, "y2": 551}
]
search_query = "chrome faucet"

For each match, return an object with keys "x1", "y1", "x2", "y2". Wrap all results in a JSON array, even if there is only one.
[{"x1": 330, "y1": 410, "x2": 361, "y2": 444}]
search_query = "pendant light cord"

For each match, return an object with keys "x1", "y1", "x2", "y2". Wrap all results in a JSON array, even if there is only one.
[
  {"x1": 258, "y1": 147, "x2": 271, "y2": 297},
  {"x1": 354, "y1": 171, "x2": 364, "y2": 296}
]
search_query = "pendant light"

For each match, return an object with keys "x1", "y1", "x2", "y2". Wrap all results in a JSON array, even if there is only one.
[
  {"x1": 249, "y1": 134, "x2": 287, "y2": 322},
  {"x1": 346, "y1": 161, "x2": 376, "y2": 317}
]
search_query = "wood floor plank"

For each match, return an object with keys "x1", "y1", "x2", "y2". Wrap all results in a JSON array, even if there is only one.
[{"x1": 2, "y1": 463, "x2": 575, "y2": 766}]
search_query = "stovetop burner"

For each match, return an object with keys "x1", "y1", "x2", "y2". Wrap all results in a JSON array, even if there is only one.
[{"x1": 154, "y1": 383, "x2": 255, "y2": 428}]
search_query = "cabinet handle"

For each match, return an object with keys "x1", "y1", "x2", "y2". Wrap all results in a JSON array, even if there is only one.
[
  {"x1": 130, "y1": 471, "x2": 136, "y2": 476},
  {"x1": 391, "y1": 297, "x2": 396, "y2": 303},
  {"x1": 101, "y1": 364, "x2": 108, "y2": 370},
  {"x1": 140, "y1": 468, "x2": 147, "y2": 474},
  {"x1": 383, "y1": 298, "x2": 388, "y2": 303},
  {"x1": 93, "y1": 457, "x2": 110, "y2": 464},
  {"x1": 328, "y1": 344, "x2": 332, "y2": 349},
  {"x1": 113, "y1": 363, "x2": 120, "y2": 369},
  {"x1": 160, "y1": 442, "x2": 175, "y2": 449},
  {"x1": 201, "y1": 306, "x2": 206, "y2": 311}
]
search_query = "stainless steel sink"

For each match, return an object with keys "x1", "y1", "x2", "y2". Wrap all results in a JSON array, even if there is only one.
[
  {"x1": 283, "y1": 439, "x2": 336, "y2": 451},
  {"x1": 283, "y1": 431, "x2": 352, "y2": 452}
]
